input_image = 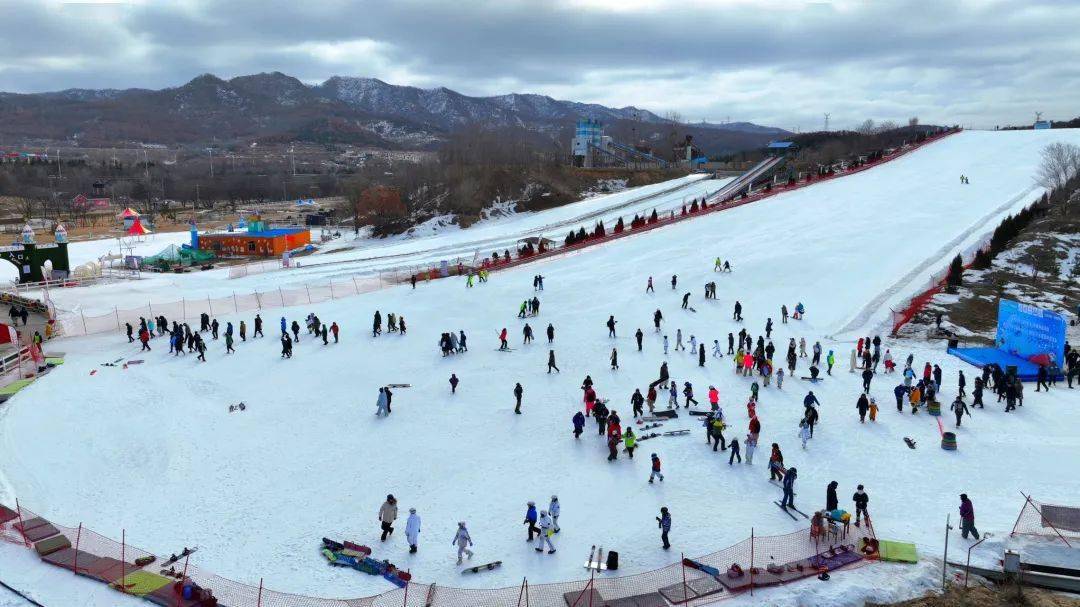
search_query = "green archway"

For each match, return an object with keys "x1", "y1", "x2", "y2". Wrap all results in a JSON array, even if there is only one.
[{"x1": 0, "y1": 243, "x2": 71, "y2": 284}]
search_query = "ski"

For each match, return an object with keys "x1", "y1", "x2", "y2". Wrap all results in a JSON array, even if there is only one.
[
  {"x1": 787, "y1": 505, "x2": 810, "y2": 519},
  {"x1": 774, "y1": 502, "x2": 798, "y2": 520},
  {"x1": 462, "y1": 560, "x2": 502, "y2": 574}
]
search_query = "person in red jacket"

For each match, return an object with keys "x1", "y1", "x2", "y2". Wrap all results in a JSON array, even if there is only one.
[
  {"x1": 330, "y1": 322, "x2": 339, "y2": 343},
  {"x1": 138, "y1": 327, "x2": 151, "y2": 351},
  {"x1": 923, "y1": 362, "x2": 933, "y2": 382},
  {"x1": 649, "y1": 453, "x2": 664, "y2": 483},
  {"x1": 748, "y1": 415, "x2": 761, "y2": 442},
  {"x1": 499, "y1": 328, "x2": 509, "y2": 350}
]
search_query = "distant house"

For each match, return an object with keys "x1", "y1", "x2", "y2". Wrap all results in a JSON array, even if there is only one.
[
  {"x1": 196, "y1": 212, "x2": 310, "y2": 257},
  {"x1": 766, "y1": 141, "x2": 798, "y2": 157}
]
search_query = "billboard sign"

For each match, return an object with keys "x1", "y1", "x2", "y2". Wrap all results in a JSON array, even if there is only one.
[{"x1": 995, "y1": 299, "x2": 1067, "y2": 365}]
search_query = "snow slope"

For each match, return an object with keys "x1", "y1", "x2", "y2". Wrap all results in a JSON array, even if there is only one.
[
  {"x1": 37, "y1": 174, "x2": 727, "y2": 317},
  {"x1": 1, "y1": 129, "x2": 1079, "y2": 605}
]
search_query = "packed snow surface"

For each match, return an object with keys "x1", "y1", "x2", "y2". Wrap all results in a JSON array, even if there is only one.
[{"x1": 1, "y1": 130, "x2": 1080, "y2": 605}]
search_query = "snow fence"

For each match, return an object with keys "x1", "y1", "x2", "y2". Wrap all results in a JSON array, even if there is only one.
[{"x1": 1, "y1": 502, "x2": 877, "y2": 606}]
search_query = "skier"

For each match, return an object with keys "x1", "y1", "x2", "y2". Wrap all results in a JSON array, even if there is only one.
[
  {"x1": 535, "y1": 511, "x2": 556, "y2": 554},
  {"x1": 514, "y1": 383, "x2": 524, "y2": 414},
  {"x1": 548, "y1": 350, "x2": 561, "y2": 373},
  {"x1": 606, "y1": 315, "x2": 617, "y2": 338},
  {"x1": 950, "y1": 396, "x2": 970, "y2": 427},
  {"x1": 453, "y1": 522, "x2": 474, "y2": 564},
  {"x1": 379, "y1": 495, "x2": 398, "y2": 541},
  {"x1": 657, "y1": 507, "x2": 671, "y2": 549},
  {"x1": 406, "y1": 508, "x2": 421, "y2": 553},
  {"x1": 499, "y1": 328, "x2": 509, "y2": 351},
  {"x1": 853, "y1": 485, "x2": 869, "y2": 526},
  {"x1": 959, "y1": 494, "x2": 979, "y2": 540},
  {"x1": 646, "y1": 276, "x2": 654, "y2": 293},
  {"x1": 635, "y1": 328, "x2": 644, "y2": 351},
  {"x1": 572, "y1": 411, "x2": 585, "y2": 438},
  {"x1": 649, "y1": 453, "x2": 664, "y2": 483},
  {"x1": 769, "y1": 443, "x2": 784, "y2": 480},
  {"x1": 781, "y1": 467, "x2": 798, "y2": 509},
  {"x1": 524, "y1": 501, "x2": 539, "y2": 541}
]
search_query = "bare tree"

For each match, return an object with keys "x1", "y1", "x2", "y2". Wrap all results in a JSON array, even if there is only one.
[
  {"x1": 908, "y1": 117, "x2": 920, "y2": 127},
  {"x1": 876, "y1": 120, "x2": 899, "y2": 133},
  {"x1": 1036, "y1": 142, "x2": 1080, "y2": 213},
  {"x1": 856, "y1": 119, "x2": 876, "y2": 135}
]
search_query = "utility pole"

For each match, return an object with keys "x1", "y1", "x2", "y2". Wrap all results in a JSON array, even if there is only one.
[
  {"x1": 824, "y1": 113, "x2": 831, "y2": 132},
  {"x1": 57, "y1": 147, "x2": 62, "y2": 179},
  {"x1": 208, "y1": 148, "x2": 214, "y2": 177}
]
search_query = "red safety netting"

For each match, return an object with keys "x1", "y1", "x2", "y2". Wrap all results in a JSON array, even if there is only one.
[{"x1": 1, "y1": 501, "x2": 877, "y2": 607}]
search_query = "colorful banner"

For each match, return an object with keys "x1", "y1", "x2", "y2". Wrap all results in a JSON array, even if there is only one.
[{"x1": 995, "y1": 299, "x2": 1067, "y2": 365}]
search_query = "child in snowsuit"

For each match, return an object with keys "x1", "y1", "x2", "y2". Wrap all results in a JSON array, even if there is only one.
[{"x1": 453, "y1": 522, "x2": 474, "y2": 564}]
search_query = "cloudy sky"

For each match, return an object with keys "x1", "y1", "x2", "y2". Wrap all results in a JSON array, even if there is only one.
[{"x1": 2, "y1": 0, "x2": 1078, "y2": 130}]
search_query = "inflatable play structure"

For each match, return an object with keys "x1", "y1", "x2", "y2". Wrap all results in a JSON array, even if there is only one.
[
  {"x1": 0, "y1": 224, "x2": 71, "y2": 284},
  {"x1": 948, "y1": 299, "x2": 1067, "y2": 381}
]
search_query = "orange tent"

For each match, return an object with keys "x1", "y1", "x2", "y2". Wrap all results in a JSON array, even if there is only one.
[{"x1": 118, "y1": 207, "x2": 141, "y2": 219}]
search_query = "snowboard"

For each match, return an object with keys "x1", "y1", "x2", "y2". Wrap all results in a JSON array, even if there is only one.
[
  {"x1": 903, "y1": 437, "x2": 917, "y2": 449},
  {"x1": 663, "y1": 430, "x2": 690, "y2": 436},
  {"x1": 636, "y1": 433, "x2": 660, "y2": 441},
  {"x1": 160, "y1": 547, "x2": 197, "y2": 568},
  {"x1": 688, "y1": 410, "x2": 711, "y2": 416},
  {"x1": 686, "y1": 307, "x2": 697, "y2": 313},
  {"x1": 495, "y1": 348, "x2": 516, "y2": 352},
  {"x1": 385, "y1": 383, "x2": 411, "y2": 388},
  {"x1": 637, "y1": 423, "x2": 663, "y2": 431},
  {"x1": 462, "y1": 561, "x2": 502, "y2": 574},
  {"x1": 800, "y1": 377, "x2": 825, "y2": 383},
  {"x1": 228, "y1": 402, "x2": 247, "y2": 413},
  {"x1": 126, "y1": 360, "x2": 144, "y2": 365}
]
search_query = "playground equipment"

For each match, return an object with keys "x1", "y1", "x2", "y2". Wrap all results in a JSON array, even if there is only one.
[{"x1": 0, "y1": 224, "x2": 71, "y2": 284}]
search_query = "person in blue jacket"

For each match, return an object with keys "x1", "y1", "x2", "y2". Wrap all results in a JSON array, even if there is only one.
[
  {"x1": 894, "y1": 384, "x2": 908, "y2": 412},
  {"x1": 280, "y1": 316, "x2": 287, "y2": 336},
  {"x1": 781, "y1": 467, "x2": 798, "y2": 509},
  {"x1": 524, "y1": 501, "x2": 539, "y2": 541},
  {"x1": 803, "y1": 391, "x2": 820, "y2": 408},
  {"x1": 572, "y1": 411, "x2": 585, "y2": 439}
]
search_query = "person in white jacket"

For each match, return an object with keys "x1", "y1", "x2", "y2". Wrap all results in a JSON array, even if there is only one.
[
  {"x1": 549, "y1": 495, "x2": 561, "y2": 533},
  {"x1": 405, "y1": 508, "x2": 421, "y2": 553},
  {"x1": 375, "y1": 388, "x2": 390, "y2": 416},
  {"x1": 453, "y1": 521, "x2": 474, "y2": 564},
  {"x1": 535, "y1": 511, "x2": 556, "y2": 554}
]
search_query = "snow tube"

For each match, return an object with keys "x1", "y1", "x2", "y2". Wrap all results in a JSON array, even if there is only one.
[
  {"x1": 941, "y1": 432, "x2": 957, "y2": 451},
  {"x1": 927, "y1": 401, "x2": 941, "y2": 416}
]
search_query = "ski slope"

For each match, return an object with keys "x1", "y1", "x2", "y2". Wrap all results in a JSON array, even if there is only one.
[
  {"x1": 1, "y1": 129, "x2": 1080, "y2": 605},
  {"x1": 36, "y1": 174, "x2": 728, "y2": 316}
]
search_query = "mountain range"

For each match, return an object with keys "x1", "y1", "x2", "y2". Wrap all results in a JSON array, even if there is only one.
[{"x1": 0, "y1": 72, "x2": 788, "y2": 153}]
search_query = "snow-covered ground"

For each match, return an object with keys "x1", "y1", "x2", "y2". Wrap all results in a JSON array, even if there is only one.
[
  {"x1": 1, "y1": 130, "x2": 1079, "y2": 606},
  {"x1": 34, "y1": 174, "x2": 727, "y2": 317}
]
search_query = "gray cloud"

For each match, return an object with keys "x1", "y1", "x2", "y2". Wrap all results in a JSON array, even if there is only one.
[{"x1": 1, "y1": 0, "x2": 1077, "y2": 129}]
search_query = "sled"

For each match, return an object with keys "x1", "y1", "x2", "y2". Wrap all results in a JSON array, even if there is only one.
[
  {"x1": 903, "y1": 437, "x2": 917, "y2": 449},
  {"x1": 682, "y1": 557, "x2": 722, "y2": 579},
  {"x1": 463, "y1": 560, "x2": 502, "y2": 574}
]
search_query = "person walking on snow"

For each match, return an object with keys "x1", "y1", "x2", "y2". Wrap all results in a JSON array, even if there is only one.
[
  {"x1": 549, "y1": 496, "x2": 561, "y2": 532},
  {"x1": 548, "y1": 350, "x2": 561, "y2": 373},
  {"x1": 950, "y1": 396, "x2": 970, "y2": 427},
  {"x1": 663, "y1": 335, "x2": 670, "y2": 356},
  {"x1": 649, "y1": 453, "x2": 664, "y2": 483},
  {"x1": 853, "y1": 486, "x2": 870, "y2": 526},
  {"x1": 378, "y1": 495, "x2": 398, "y2": 541},
  {"x1": 572, "y1": 411, "x2": 585, "y2": 438},
  {"x1": 524, "y1": 501, "x2": 539, "y2": 541},
  {"x1": 405, "y1": 508, "x2": 421, "y2": 553},
  {"x1": 646, "y1": 276, "x2": 654, "y2": 293},
  {"x1": 607, "y1": 315, "x2": 617, "y2": 338},
  {"x1": 657, "y1": 507, "x2": 672, "y2": 549},
  {"x1": 635, "y1": 328, "x2": 644, "y2": 351},
  {"x1": 676, "y1": 329, "x2": 684, "y2": 351},
  {"x1": 375, "y1": 388, "x2": 390, "y2": 416},
  {"x1": 535, "y1": 511, "x2": 556, "y2": 554},
  {"x1": 733, "y1": 301, "x2": 743, "y2": 321},
  {"x1": 453, "y1": 522, "x2": 474, "y2": 564},
  {"x1": 959, "y1": 494, "x2": 979, "y2": 540},
  {"x1": 826, "y1": 350, "x2": 835, "y2": 375},
  {"x1": 546, "y1": 323, "x2": 554, "y2": 343},
  {"x1": 514, "y1": 383, "x2": 524, "y2": 414},
  {"x1": 668, "y1": 382, "x2": 678, "y2": 408},
  {"x1": 610, "y1": 348, "x2": 619, "y2": 370}
]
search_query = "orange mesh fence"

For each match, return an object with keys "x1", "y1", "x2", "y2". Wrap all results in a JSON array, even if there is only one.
[{"x1": 1, "y1": 501, "x2": 877, "y2": 607}]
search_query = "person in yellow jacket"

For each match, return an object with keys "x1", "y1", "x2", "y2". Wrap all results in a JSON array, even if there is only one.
[
  {"x1": 868, "y1": 397, "x2": 878, "y2": 422},
  {"x1": 909, "y1": 386, "x2": 922, "y2": 414},
  {"x1": 624, "y1": 428, "x2": 637, "y2": 458}
]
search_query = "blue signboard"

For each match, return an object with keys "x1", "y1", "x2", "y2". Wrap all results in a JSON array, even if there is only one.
[{"x1": 995, "y1": 299, "x2": 1066, "y2": 364}]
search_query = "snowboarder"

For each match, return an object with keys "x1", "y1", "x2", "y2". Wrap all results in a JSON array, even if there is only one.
[
  {"x1": 453, "y1": 522, "x2": 474, "y2": 564},
  {"x1": 959, "y1": 494, "x2": 979, "y2": 540},
  {"x1": 514, "y1": 383, "x2": 524, "y2": 414},
  {"x1": 379, "y1": 495, "x2": 398, "y2": 541},
  {"x1": 657, "y1": 507, "x2": 671, "y2": 549},
  {"x1": 649, "y1": 453, "x2": 664, "y2": 483},
  {"x1": 406, "y1": 508, "x2": 421, "y2": 553}
]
